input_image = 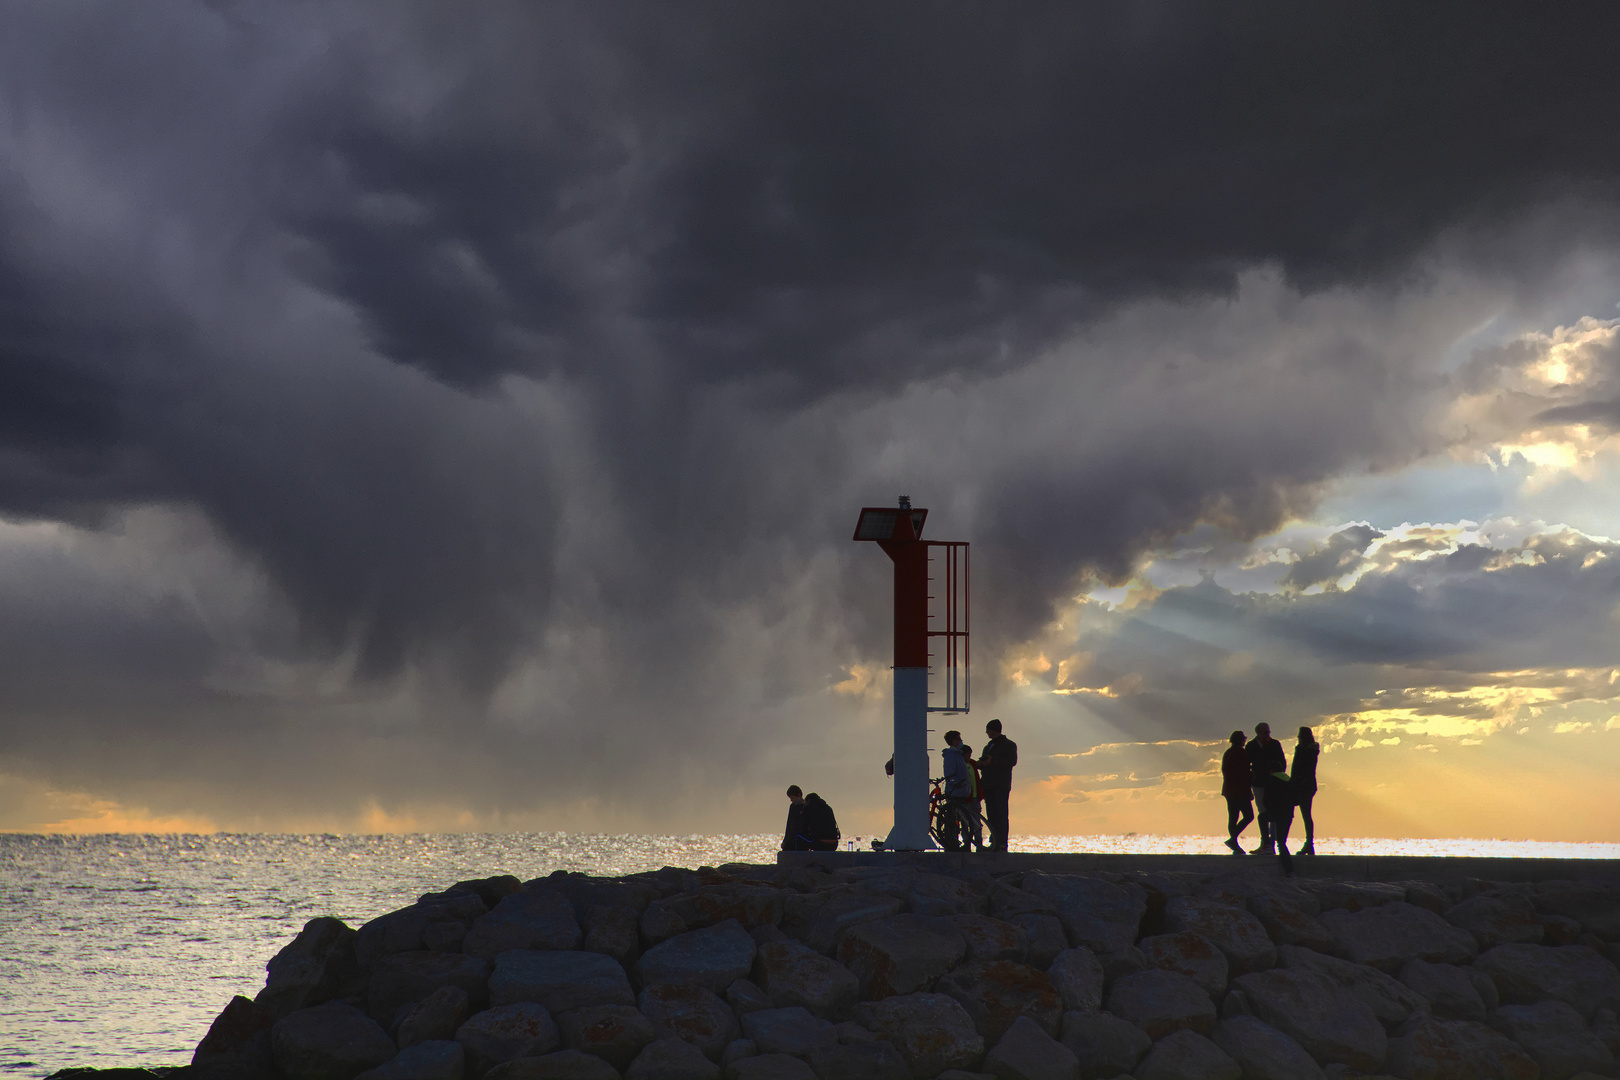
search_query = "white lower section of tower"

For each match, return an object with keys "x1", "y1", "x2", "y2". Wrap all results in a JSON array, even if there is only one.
[{"x1": 885, "y1": 665, "x2": 935, "y2": 850}]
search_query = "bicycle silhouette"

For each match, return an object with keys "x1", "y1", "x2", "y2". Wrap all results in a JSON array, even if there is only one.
[{"x1": 928, "y1": 776, "x2": 984, "y2": 851}]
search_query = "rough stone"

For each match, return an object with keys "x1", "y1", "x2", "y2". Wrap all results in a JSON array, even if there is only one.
[
  {"x1": 637, "y1": 921, "x2": 758, "y2": 994},
  {"x1": 934, "y1": 1073, "x2": 997, "y2": 1080},
  {"x1": 725, "y1": 979, "x2": 772, "y2": 1016},
  {"x1": 260, "y1": 918, "x2": 360, "y2": 1020},
  {"x1": 557, "y1": 1004, "x2": 657, "y2": 1071},
  {"x1": 642, "y1": 904, "x2": 689, "y2": 949},
  {"x1": 738, "y1": 1007, "x2": 836, "y2": 1058},
  {"x1": 856, "y1": 870, "x2": 989, "y2": 917},
  {"x1": 1103, "y1": 969, "x2": 1215, "y2": 1039},
  {"x1": 1011, "y1": 915, "x2": 1069, "y2": 970},
  {"x1": 368, "y1": 954, "x2": 491, "y2": 1029},
  {"x1": 488, "y1": 951, "x2": 634, "y2": 1014},
  {"x1": 752, "y1": 940, "x2": 859, "y2": 1019},
  {"x1": 833, "y1": 1022, "x2": 877, "y2": 1044},
  {"x1": 723, "y1": 1055, "x2": 815, "y2": 1080},
  {"x1": 396, "y1": 987, "x2": 471, "y2": 1049},
  {"x1": 1046, "y1": 948, "x2": 1104, "y2": 1014},
  {"x1": 1595, "y1": 1006, "x2": 1620, "y2": 1055},
  {"x1": 1021, "y1": 874, "x2": 1146, "y2": 956},
  {"x1": 1226, "y1": 968, "x2": 1386, "y2": 1072},
  {"x1": 1544, "y1": 914, "x2": 1583, "y2": 945},
  {"x1": 988, "y1": 882, "x2": 1058, "y2": 921},
  {"x1": 1134, "y1": 1030, "x2": 1239, "y2": 1080},
  {"x1": 638, "y1": 983, "x2": 739, "y2": 1061},
  {"x1": 542, "y1": 875, "x2": 659, "y2": 920},
  {"x1": 653, "y1": 885, "x2": 787, "y2": 934},
  {"x1": 1464, "y1": 965, "x2": 1498, "y2": 1010},
  {"x1": 1276, "y1": 945, "x2": 1427, "y2": 1028},
  {"x1": 1534, "y1": 881, "x2": 1620, "y2": 940},
  {"x1": 1161, "y1": 897, "x2": 1275, "y2": 976},
  {"x1": 1401, "y1": 882, "x2": 1451, "y2": 915},
  {"x1": 1494, "y1": 1000, "x2": 1615, "y2": 1080},
  {"x1": 355, "y1": 1041, "x2": 465, "y2": 1080},
  {"x1": 1246, "y1": 893, "x2": 1337, "y2": 954},
  {"x1": 625, "y1": 1037, "x2": 720, "y2": 1080},
  {"x1": 953, "y1": 915, "x2": 1030, "y2": 962},
  {"x1": 1396, "y1": 960, "x2": 1483, "y2": 1022},
  {"x1": 582, "y1": 907, "x2": 640, "y2": 968},
  {"x1": 1385, "y1": 1017, "x2": 1537, "y2": 1080},
  {"x1": 482, "y1": 1050, "x2": 619, "y2": 1080},
  {"x1": 1097, "y1": 946, "x2": 1149, "y2": 990},
  {"x1": 1319, "y1": 903, "x2": 1477, "y2": 973},
  {"x1": 1057, "y1": 1010, "x2": 1149, "y2": 1080},
  {"x1": 837, "y1": 914, "x2": 968, "y2": 999},
  {"x1": 1312, "y1": 882, "x2": 1406, "y2": 913},
  {"x1": 1138, "y1": 933, "x2": 1227, "y2": 998},
  {"x1": 272, "y1": 1001, "x2": 398, "y2": 1080},
  {"x1": 720, "y1": 1040, "x2": 756, "y2": 1067},
  {"x1": 781, "y1": 889, "x2": 905, "y2": 956},
  {"x1": 805, "y1": 1039, "x2": 910, "y2": 1080},
  {"x1": 751, "y1": 925, "x2": 789, "y2": 948},
  {"x1": 981, "y1": 1015, "x2": 1080, "y2": 1080},
  {"x1": 455, "y1": 1003, "x2": 560, "y2": 1078},
  {"x1": 1474, "y1": 943, "x2": 1620, "y2": 1018},
  {"x1": 359, "y1": 904, "x2": 479, "y2": 970},
  {"x1": 854, "y1": 993, "x2": 986, "y2": 1078},
  {"x1": 464, "y1": 893, "x2": 583, "y2": 963},
  {"x1": 1443, "y1": 893, "x2": 1544, "y2": 950},
  {"x1": 194, "y1": 995, "x2": 278, "y2": 1067},
  {"x1": 1208, "y1": 1015, "x2": 1324, "y2": 1080},
  {"x1": 937, "y1": 960, "x2": 1064, "y2": 1042}
]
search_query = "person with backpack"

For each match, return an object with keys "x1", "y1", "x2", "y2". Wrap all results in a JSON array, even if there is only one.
[
  {"x1": 800, "y1": 791, "x2": 841, "y2": 851},
  {"x1": 978, "y1": 718, "x2": 1018, "y2": 852}
]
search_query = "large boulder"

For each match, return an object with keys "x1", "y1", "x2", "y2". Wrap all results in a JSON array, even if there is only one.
[
  {"x1": 272, "y1": 1002, "x2": 398, "y2": 1080},
  {"x1": 1385, "y1": 1017, "x2": 1538, "y2": 1080},
  {"x1": 653, "y1": 884, "x2": 788, "y2": 934},
  {"x1": 1397, "y1": 959, "x2": 1485, "y2": 1022},
  {"x1": 557, "y1": 1004, "x2": 657, "y2": 1071},
  {"x1": 837, "y1": 915, "x2": 968, "y2": 999},
  {"x1": 581, "y1": 907, "x2": 640, "y2": 968},
  {"x1": 464, "y1": 892, "x2": 583, "y2": 963},
  {"x1": 259, "y1": 918, "x2": 360, "y2": 1019},
  {"x1": 805, "y1": 1039, "x2": 910, "y2": 1080},
  {"x1": 1226, "y1": 968, "x2": 1386, "y2": 1072},
  {"x1": 952, "y1": 915, "x2": 1029, "y2": 962},
  {"x1": 1493, "y1": 1000, "x2": 1616, "y2": 1080},
  {"x1": 1443, "y1": 893, "x2": 1544, "y2": 950},
  {"x1": 625, "y1": 1037, "x2": 721, "y2": 1080},
  {"x1": 1208, "y1": 1015, "x2": 1324, "y2": 1080},
  {"x1": 1010, "y1": 915, "x2": 1069, "y2": 970},
  {"x1": 355, "y1": 1041, "x2": 465, "y2": 1080},
  {"x1": 1311, "y1": 881, "x2": 1405, "y2": 912},
  {"x1": 981, "y1": 1015, "x2": 1080, "y2": 1080},
  {"x1": 936, "y1": 960, "x2": 1064, "y2": 1042},
  {"x1": 726, "y1": 979, "x2": 772, "y2": 1016},
  {"x1": 1103, "y1": 969, "x2": 1215, "y2": 1039},
  {"x1": 482, "y1": 1050, "x2": 619, "y2": 1080},
  {"x1": 368, "y1": 954, "x2": 492, "y2": 1027},
  {"x1": 455, "y1": 1003, "x2": 560, "y2": 1078},
  {"x1": 1139, "y1": 932, "x2": 1228, "y2": 997},
  {"x1": 1246, "y1": 893, "x2": 1337, "y2": 954},
  {"x1": 488, "y1": 951, "x2": 634, "y2": 1013},
  {"x1": 854, "y1": 993, "x2": 986, "y2": 1078},
  {"x1": 1020, "y1": 874, "x2": 1146, "y2": 956},
  {"x1": 359, "y1": 896, "x2": 491, "y2": 968},
  {"x1": 1162, "y1": 898, "x2": 1275, "y2": 975},
  {"x1": 541, "y1": 874, "x2": 660, "y2": 919},
  {"x1": 782, "y1": 889, "x2": 905, "y2": 956},
  {"x1": 194, "y1": 995, "x2": 277, "y2": 1069},
  {"x1": 637, "y1": 920, "x2": 758, "y2": 994},
  {"x1": 1275, "y1": 945, "x2": 1427, "y2": 1028},
  {"x1": 856, "y1": 870, "x2": 989, "y2": 917},
  {"x1": 738, "y1": 1007, "x2": 836, "y2": 1058},
  {"x1": 1319, "y1": 902, "x2": 1477, "y2": 973},
  {"x1": 1133, "y1": 1030, "x2": 1239, "y2": 1080},
  {"x1": 1057, "y1": 1010, "x2": 1149, "y2": 1080},
  {"x1": 396, "y1": 987, "x2": 471, "y2": 1049},
  {"x1": 752, "y1": 941, "x2": 859, "y2": 1019},
  {"x1": 723, "y1": 1055, "x2": 816, "y2": 1080},
  {"x1": 638, "y1": 983, "x2": 739, "y2": 1060},
  {"x1": 1533, "y1": 881, "x2": 1620, "y2": 940},
  {"x1": 1046, "y1": 948, "x2": 1104, "y2": 1014},
  {"x1": 1474, "y1": 943, "x2": 1620, "y2": 1018},
  {"x1": 988, "y1": 882, "x2": 1058, "y2": 921}
]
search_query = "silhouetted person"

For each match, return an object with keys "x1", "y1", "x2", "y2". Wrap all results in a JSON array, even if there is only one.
[
  {"x1": 801, "y1": 791, "x2": 841, "y2": 850},
  {"x1": 961, "y1": 742, "x2": 986, "y2": 851},
  {"x1": 1245, "y1": 722, "x2": 1285, "y2": 854},
  {"x1": 941, "y1": 731, "x2": 983, "y2": 851},
  {"x1": 979, "y1": 718, "x2": 1018, "y2": 852},
  {"x1": 1262, "y1": 762, "x2": 1298, "y2": 877},
  {"x1": 782, "y1": 785, "x2": 809, "y2": 851},
  {"x1": 1221, "y1": 730, "x2": 1255, "y2": 854},
  {"x1": 1292, "y1": 726, "x2": 1320, "y2": 855}
]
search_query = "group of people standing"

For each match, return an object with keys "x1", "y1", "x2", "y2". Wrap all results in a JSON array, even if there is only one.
[{"x1": 1221, "y1": 722, "x2": 1319, "y2": 875}]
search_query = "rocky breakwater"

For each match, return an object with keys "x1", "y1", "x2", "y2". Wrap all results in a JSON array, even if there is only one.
[{"x1": 173, "y1": 863, "x2": 1620, "y2": 1080}]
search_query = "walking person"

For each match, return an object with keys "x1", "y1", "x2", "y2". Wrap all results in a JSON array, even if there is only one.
[
  {"x1": 979, "y1": 718, "x2": 1018, "y2": 852},
  {"x1": 1292, "y1": 727, "x2": 1320, "y2": 855},
  {"x1": 1262, "y1": 761, "x2": 1299, "y2": 877},
  {"x1": 941, "y1": 731, "x2": 983, "y2": 851},
  {"x1": 1245, "y1": 722, "x2": 1286, "y2": 855},
  {"x1": 1221, "y1": 731, "x2": 1255, "y2": 855}
]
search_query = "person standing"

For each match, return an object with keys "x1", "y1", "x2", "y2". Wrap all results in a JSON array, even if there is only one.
[
  {"x1": 979, "y1": 718, "x2": 1018, "y2": 852},
  {"x1": 941, "y1": 731, "x2": 983, "y2": 851},
  {"x1": 1221, "y1": 731, "x2": 1255, "y2": 854},
  {"x1": 1292, "y1": 727, "x2": 1320, "y2": 855},
  {"x1": 782, "y1": 786, "x2": 809, "y2": 851},
  {"x1": 1262, "y1": 762, "x2": 1298, "y2": 877},
  {"x1": 1245, "y1": 723, "x2": 1286, "y2": 855}
]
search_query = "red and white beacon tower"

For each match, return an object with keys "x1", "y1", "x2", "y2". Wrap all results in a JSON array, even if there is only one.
[{"x1": 853, "y1": 497, "x2": 969, "y2": 850}]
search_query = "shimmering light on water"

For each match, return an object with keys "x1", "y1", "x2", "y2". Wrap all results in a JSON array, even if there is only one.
[{"x1": 1, "y1": 832, "x2": 1615, "y2": 1078}]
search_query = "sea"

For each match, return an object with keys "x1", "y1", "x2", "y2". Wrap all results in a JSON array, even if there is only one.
[{"x1": 3, "y1": 832, "x2": 1617, "y2": 1079}]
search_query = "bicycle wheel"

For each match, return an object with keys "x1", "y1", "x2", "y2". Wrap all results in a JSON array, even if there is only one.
[{"x1": 931, "y1": 801, "x2": 961, "y2": 851}]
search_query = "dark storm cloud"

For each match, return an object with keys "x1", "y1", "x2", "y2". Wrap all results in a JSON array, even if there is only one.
[{"x1": 2, "y1": 1, "x2": 1620, "y2": 825}]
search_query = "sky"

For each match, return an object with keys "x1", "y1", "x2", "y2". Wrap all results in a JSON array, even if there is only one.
[{"x1": 2, "y1": 3, "x2": 1619, "y2": 841}]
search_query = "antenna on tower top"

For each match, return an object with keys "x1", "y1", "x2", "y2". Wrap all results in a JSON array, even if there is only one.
[{"x1": 898, "y1": 495, "x2": 911, "y2": 509}]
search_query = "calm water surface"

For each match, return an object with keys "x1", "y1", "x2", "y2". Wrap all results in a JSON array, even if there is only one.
[{"x1": 2, "y1": 832, "x2": 1616, "y2": 1078}]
